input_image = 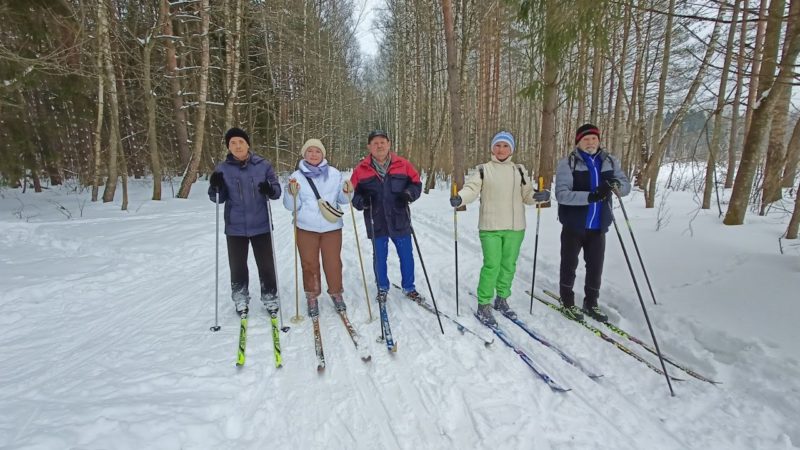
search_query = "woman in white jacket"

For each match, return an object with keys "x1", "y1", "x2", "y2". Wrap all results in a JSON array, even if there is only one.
[
  {"x1": 450, "y1": 131, "x2": 550, "y2": 326},
  {"x1": 283, "y1": 139, "x2": 350, "y2": 318}
]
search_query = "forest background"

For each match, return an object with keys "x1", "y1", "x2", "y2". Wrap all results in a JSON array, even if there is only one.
[{"x1": 1, "y1": 0, "x2": 799, "y2": 236}]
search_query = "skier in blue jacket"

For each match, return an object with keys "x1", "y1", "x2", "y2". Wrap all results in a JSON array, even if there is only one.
[{"x1": 208, "y1": 127, "x2": 281, "y2": 317}]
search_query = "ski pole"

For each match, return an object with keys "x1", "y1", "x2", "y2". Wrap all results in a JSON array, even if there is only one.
[
  {"x1": 407, "y1": 204, "x2": 444, "y2": 335},
  {"x1": 289, "y1": 180, "x2": 304, "y2": 324},
  {"x1": 348, "y1": 188, "x2": 373, "y2": 322},
  {"x1": 612, "y1": 185, "x2": 658, "y2": 305},
  {"x1": 211, "y1": 188, "x2": 221, "y2": 332},
  {"x1": 610, "y1": 208, "x2": 674, "y2": 396},
  {"x1": 367, "y1": 202, "x2": 385, "y2": 342},
  {"x1": 267, "y1": 199, "x2": 290, "y2": 332},
  {"x1": 529, "y1": 176, "x2": 543, "y2": 315},
  {"x1": 452, "y1": 182, "x2": 460, "y2": 316}
]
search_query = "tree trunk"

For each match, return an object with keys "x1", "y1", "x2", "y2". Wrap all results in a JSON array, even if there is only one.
[
  {"x1": 703, "y1": 0, "x2": 739, "y2": 209},
  {"x1": 612, "y1": 3, "x2": 631, "y2": 155},
  {"x1": 724, "y1": 5, "x2": 800, "y2": 225},
  {"x1": 756, "y1": 0, "x2": 785, "y2": 98},
  {"x1": 224, "y1": 0, "x2": 243, "y2": 133},
  {"x1": 760, "y1": 0, "x2": 797, "y2": 212},
  {"x1": 743, "y1": 0, "x2": 769, "y2": 137},
  {"x1": 781, "y1": 116, "x2": 800, "y2": 187},
  {"x1": 787, "y1": 179, "x2": 800, "y2": 238},
  {"x1": 177, "y1": 0, "x2": 210, "y2": 199},
  {"x1": 91, "y1": 8, "x2": 105, "y2": 203},
  {"x1": 759, "y1": 87, "x2": 792, "y2": 213},
  {"x1": 649, "y1": 0, "x2": 675, "y2": 156},
  {"x1": 576, "y1": 35, "x2": 588, "y2": 126},
  {"x1": 99, "y1": 0, "x2": 121, "y2": 203},
  {"x1": 726, "y1": 0, "x2": 749, "y2": 188},
  {"x1": 538, "y1": 1, "x2": 559, "y2": 195},
  {"x1": 143, "y1": 25, "x2": 161, "y2": 200},
  {"x1": 590, "y1": 39, "x2": 603, "y2": 125},
  {"x1": 160, "y1": 0, "x2": 191, "y2": 169},
  {"x1": 441, "y1": 0, "x2": 465, "y2": 189}
]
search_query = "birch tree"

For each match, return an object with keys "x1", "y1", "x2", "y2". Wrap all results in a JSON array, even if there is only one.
[{"x1": 177, "y1": 0, "x2": 210, "y2": 199}]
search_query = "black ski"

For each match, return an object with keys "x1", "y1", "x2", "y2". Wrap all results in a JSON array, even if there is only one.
[
  {"x1": 542, "y1": 289, "x2": 719, "y2": 384},
  {"x1": 528, "y1": 290, "x2": 685, "y2": 381}
]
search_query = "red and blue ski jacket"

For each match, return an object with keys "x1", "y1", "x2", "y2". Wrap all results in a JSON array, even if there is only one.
[{"x1": 350, "y1": 153, "x2": 422, "y2": 238}]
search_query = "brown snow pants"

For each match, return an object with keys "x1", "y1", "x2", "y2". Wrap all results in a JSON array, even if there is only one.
[{"x1": 296, "y1": 228, "x2": 344, "y2": 297}]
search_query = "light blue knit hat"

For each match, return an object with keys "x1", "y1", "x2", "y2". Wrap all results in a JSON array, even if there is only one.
[{"x1": 491, "y1": 131, "x2": 515, "y2": 153}]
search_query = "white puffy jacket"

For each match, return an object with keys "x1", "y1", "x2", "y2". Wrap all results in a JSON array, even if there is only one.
[{"x1": 282, "y1": 162, "x2": 350, "y2": 233}]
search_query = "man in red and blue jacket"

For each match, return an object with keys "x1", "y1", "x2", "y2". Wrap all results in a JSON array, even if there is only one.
[{"x1": 350, "y1": 130, "x2": 423, "y2": 299}]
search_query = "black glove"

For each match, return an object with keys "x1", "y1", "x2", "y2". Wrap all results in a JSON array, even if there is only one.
[
  {"x1": 352, "y1": 194, "x2": 371, "y2": 210},
  {"x1": 399, "y1": 190, "x2": 413, "y2": 203},
  {"x1": 587, "y1": 183, "x2": 613, "y2": 203},
  {"x1": 258, "y1": 182, "x2": 275, "y2": 197},
  {"x1": 606, "y1": 178, "x2": 622, "y2": 191},
  {"x1": 209, "y1": 172, "x2": 224, "y2": 190},
  {"x1": 533, "y1": 190, "x2": 550, "y2": 203},
  {"x1": 450, "y1": 195, "x2": 462, "y2": 207}
]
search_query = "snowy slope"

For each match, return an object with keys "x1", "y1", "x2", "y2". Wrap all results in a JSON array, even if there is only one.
[{"x1": 0, "y1": 177, "x2": 798, "y2": 450}]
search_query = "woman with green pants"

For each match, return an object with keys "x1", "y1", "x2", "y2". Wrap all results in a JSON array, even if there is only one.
[{"x1": 449, "y1": 131, "x2": 550, "y2": 326}]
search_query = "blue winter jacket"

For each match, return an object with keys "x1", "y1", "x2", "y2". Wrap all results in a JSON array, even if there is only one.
[
  {"x1": 555, "y1": 148, "x2": 631, "y2": 233},
  {"x1": 208, "y1": 152, "x2": 281, "y2": 237}
]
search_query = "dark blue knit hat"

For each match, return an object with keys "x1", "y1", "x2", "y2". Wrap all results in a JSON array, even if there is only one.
[{"x1": 225, "y1": 127, "x2": 250, "y2": 148}]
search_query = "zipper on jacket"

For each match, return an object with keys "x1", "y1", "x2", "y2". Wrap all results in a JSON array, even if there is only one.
[
  {"x1": 511, "y1": 164, "x2": 516, "y2": 230},
  {"x1": 236, "y1": 178, "x2": 246, "y2": 235}
]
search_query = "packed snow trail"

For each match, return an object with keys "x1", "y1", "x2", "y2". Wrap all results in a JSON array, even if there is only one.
[{"x1": 0, "y1": 179, "x2": 798, "y2": 449}]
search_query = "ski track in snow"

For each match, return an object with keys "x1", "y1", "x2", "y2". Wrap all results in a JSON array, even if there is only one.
[{"x1": 0, "y1": 180, "x2": 798, "y2": 449}]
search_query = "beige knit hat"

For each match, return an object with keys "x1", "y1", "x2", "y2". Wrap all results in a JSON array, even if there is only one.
[{"x1": 300, "y1": 139, "x2": 326, "y2": 158}]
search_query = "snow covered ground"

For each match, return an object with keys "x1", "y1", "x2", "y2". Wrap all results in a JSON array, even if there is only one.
[{"x1": 1, "y1": 172, "x2": 798, "y2": 449}]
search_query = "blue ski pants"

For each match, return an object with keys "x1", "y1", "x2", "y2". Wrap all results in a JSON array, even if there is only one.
[{"x1": 372, "y1": 234, "x2": 415, "y2": 293}]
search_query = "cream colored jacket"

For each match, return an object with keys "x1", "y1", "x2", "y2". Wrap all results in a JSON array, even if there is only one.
[{"x1": 458, "y1": 156, "x2": 537, "y2": 231}]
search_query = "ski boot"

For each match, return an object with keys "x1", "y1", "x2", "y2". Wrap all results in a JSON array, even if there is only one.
[
  {"x1": 476, "y1": 303, "x2": 497, "y2": 326},
  {"x1": 493, "y1": 296, "x2": 517, "y2": 320},
  {"x1": 331, "y1": 293, "x2": 347, "y2": 312}
]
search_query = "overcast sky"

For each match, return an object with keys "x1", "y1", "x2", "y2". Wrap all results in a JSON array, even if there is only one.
[{"x1": 355, "y1": 0, "x2": 381, "y2": 58}]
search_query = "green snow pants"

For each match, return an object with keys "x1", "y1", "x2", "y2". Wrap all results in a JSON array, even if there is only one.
[{"x1": 477, "y1": 230, "x2": 525, "y2": 305}]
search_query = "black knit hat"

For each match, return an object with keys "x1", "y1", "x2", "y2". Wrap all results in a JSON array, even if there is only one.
[
  {"x1": 225, "y1": 127, "x2": 250, "y2": 148},
  {"x1": 575, "y1": 123, "x2": 600, "y2": 145},
  {"x1": 368, "y1": 129, "x2": 390, "y2": 144}
]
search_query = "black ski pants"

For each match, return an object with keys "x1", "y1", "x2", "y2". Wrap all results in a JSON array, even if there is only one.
[
  {"x1": 226, "y1": 233, "x2": 277, "y2": 303},
  {"x1": 559, "y1": 226, "x2": 605, "y2": 309}
]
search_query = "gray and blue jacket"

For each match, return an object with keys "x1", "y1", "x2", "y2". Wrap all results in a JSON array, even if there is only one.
[
  {"x1": 208, "y1": 152, "x2": 281, "y2": 237},
  {"x1": 555, "y1": 149, "x2": 631, "y2": 233}
]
